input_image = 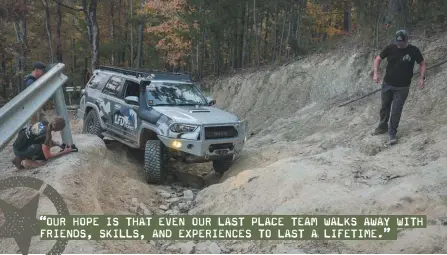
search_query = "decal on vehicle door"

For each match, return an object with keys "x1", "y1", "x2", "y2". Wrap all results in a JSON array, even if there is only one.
[
  {"x1": 99, "y1": 101, "x2": 111, "y2": 118},
  {"x1": 113, "y1": 107, "x2": 138, "y2": 130}
]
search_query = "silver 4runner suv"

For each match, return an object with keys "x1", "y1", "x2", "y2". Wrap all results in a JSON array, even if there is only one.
[{"x1": 77, "y1": 66, "x2": 248, "y2": 184}]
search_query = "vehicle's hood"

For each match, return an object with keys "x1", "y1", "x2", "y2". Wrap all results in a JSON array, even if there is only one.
[{"x1": 153, "y1": 106, "x2": 240, "y2": 125}]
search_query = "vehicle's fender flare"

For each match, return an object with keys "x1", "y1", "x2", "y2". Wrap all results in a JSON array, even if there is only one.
[
  {"x1": 136, "y1": 122, "x2": 163, "y2": 148},
  {"x1": 84, "y1": 102, "x2": 107, "y2": 130}
]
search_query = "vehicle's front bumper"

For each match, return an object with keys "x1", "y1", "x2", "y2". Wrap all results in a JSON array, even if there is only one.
[{"x1": 158, "y1": 135, "x2": 246, "y2": 159}]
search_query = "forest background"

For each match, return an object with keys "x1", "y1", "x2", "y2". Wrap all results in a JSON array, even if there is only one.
[{"x1": 0, "y1": 0, "x2": 446, "y2": 101}]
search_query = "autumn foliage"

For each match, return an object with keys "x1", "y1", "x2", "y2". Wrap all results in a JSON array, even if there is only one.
[{"x1": 141, "y1": 0, "x2": 198, "y2": 66}]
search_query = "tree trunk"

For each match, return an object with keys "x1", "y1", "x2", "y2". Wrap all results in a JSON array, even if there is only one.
[
  {"x1": 110, "y1": 0, "x2": 115, "y2": 65},
  {"x1": 286, "y1": 7, "x2": 292, "y2": 60},
  {"x1": 130, "y1": 0, "x2": 134, "y2": 67},
  {"x1": 13, "y1": 0, "x2": 27, "y2": 94},
  {"x1": 120, "y1": 0, "x2": 127, "y2": 65},
  {"x1": 71, "y1": 38, "x2": 76, "y2": 73},
  {"x1": 279, "y1": 6, "x2": 287, "y2": 58},
  {"x1": 1, "y1": 53, "x2": 7, "y2": 99},
  {"x1": 385, "y1": 0, "x2": 408, "y2": 30},
  {"x1": 242, "y1": 2, "x2": 249, "y2": 67},
  {"x1": 253, "y1": 0, "x2": 260, "y2": 65},
  {"x1": 272, "y1": 0, "x2": 278, "y2": 62},
  {"x1": 71, "y1": 0, "x2": 77, "y2": 74},
  {"x1": 344, "y1": 1, "x2": 351, "y2": 32},
  {"x1": 42, "y1": 0, "x2": 54, "y2": 63},
  {"x1": 83, "y1": 0, "x2": 99, "y2": 73},
  {"x1": 137, "y1": 21, "x2": 143, "y2": 68},
  {"x1": 263, "y1": 11, "x2": 270, "y2": 61},
  {"x1": 56, "y1": 3, "x2": 62, "y2": 62}
]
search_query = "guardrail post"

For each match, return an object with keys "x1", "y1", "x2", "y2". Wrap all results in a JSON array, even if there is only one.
[{"x1": 54, "y1": 86, "x2": 73, "y2": 144}]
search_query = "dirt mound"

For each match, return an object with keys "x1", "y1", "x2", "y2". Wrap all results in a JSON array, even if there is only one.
[{"x1": 0, "y1": 134, "x2": 160, "y2": 254}]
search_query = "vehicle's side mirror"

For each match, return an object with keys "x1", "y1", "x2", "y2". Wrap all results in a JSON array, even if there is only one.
[
  {"x1": 81, "y1": 89, "x2": 85, "y2": 95},
  {"x1": 125, "y1": 96, "x2": 139, "y2": 105},
  {"x1": 207, "y1": 97, "x2": 216, "y2": 106}
]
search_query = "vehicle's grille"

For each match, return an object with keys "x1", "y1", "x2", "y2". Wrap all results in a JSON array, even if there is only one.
[{"x1": 204, "y1": 126, "x2": 238, "y2": 140}]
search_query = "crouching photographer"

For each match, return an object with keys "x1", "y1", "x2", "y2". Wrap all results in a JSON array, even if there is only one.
[{"x1": 11, "y1": 116, "x2": 78, "y2": 170}]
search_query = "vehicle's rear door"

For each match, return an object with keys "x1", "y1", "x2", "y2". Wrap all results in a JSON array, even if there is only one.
[{"x1": 100, "y1": 75, "x2": 125, "y2": 135}]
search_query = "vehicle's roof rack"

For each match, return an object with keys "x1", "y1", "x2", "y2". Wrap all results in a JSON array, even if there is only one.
[
  {"x1": 96, "y1": 66, "x2": 192, "y2": 82},
  {"x1": 96, "y1": 65, "x2": 146, "y2": 78}
]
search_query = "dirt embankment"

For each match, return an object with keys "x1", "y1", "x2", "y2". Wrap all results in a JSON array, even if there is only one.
[{"x1": 190, "y1": 30, "x2": 447, "y2": 253}]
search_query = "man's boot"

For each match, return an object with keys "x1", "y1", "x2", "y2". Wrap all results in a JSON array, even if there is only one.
[
  {"x1": 388, "y1": 134, "x2": 398, "y2": 145},
  {"x1": 371, "y1": 127, "x2": 387, "y2": 136}
]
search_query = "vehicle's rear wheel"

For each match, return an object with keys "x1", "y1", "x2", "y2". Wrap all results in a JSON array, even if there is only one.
[
  {"x1": 82, "y1": 110, "x2": 103, "y2": 138},
  {"x1": 212, "y1": 156, "x2": 233, "y2": 173},
  {"x1": 144, "y1": 140, "x2": 167, "y2": 184}
]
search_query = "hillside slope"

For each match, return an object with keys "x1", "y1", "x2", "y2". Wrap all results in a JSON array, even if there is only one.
[{"x1": 189, "y1": 31, "x2": 447, "y2": 253}]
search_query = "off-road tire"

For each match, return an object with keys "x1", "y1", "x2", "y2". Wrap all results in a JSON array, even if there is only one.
[
  {"x1": 82, "y1": 110, "x2": 103, "y2": 138},
  {"x1": 144, "y1": 140, "x2": 167, "y2": 184},
  {"x1": 212, "y1": 156, "x2": 233, "y2": 173}
]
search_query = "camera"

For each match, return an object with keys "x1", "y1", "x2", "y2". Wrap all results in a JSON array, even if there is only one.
[{"x1": 59, "y1": 143, "x2": 79, "y2": 152}]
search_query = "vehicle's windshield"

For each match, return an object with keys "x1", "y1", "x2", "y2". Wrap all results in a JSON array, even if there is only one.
[{"x1": 146, "y1": 81, "x2": 208, "y2": 106}]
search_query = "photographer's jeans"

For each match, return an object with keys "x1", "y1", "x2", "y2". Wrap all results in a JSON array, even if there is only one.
[{"x1": 377, "y1": 83, "x2": 410, "y2": 138}]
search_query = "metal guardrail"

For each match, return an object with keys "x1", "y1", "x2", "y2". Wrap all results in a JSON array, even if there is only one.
[
  {"x1": 0, "y1": 63, "x2": 73, "y2": 151},
  {"x1": 65, "y1": 86, "x2": 82, "y2": 92}
]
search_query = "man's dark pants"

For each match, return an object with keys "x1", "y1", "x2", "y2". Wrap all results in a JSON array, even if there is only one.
[{"x1": 377, "y1": 83, "x2": 410, "y2": 138}]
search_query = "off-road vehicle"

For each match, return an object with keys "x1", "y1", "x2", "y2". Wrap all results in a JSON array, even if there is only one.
[{"x1": 77, "y1": 66, "x2": 248, "y2": 184}]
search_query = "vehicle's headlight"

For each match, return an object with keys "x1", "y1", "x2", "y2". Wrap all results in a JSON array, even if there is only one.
[{"x1": 169, "y1": 124, "x2": 198, "y2": 133}]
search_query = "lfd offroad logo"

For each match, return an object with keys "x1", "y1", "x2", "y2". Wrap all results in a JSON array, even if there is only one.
[
  {"x1": 0, "y1": 176, "x2": 70, "y2": 255},
  {"x1": 114, "y1": 107, "x2": 138, "y2": 130}
]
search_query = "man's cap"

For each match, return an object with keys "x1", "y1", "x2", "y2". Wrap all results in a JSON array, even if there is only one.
[
  {"x1": 395, "y1": 30, "x2": 408, "y2": 42},
  {"x1": 32, "y1": 61, "x2": 47, "y2": 71}
]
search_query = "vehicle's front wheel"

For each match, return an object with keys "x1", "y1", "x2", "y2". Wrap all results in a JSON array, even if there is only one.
[
  {"x1": 82, "y1": 110, "x2": 103, "y2": 138},
  {"x1": 144, "y1": 140, "x2": 167, "y2": 184},
  {"x1": 212, "y1": 156, "x2": 233, "y2": 173}
]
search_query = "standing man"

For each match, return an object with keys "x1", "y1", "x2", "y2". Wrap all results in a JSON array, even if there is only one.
[
  {"x1": 25, "y1": 61, "x2": 48, "y2": 124},
  {"x1": 371, "y1": 29, "x2": 426, "y2": 145}
]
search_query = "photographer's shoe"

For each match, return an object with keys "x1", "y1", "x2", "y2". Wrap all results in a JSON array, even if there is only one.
[
  {"x1": 11, "y1": 157, "x2": 24, "y2": 170},
  {"x1": 71, "y1": 144, "x2": 79, "y2": 152}
]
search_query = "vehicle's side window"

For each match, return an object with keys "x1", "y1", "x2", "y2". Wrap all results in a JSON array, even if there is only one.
[
  {"x1": 123, "y1": 80, "x2": 140, "y2": 99},
  {"x1": 103, "y1": 76, "x2": 124, "y2": 97}
]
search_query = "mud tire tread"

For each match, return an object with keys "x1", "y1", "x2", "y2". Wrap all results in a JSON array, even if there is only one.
[{"x1": 144, "y1": 140, "x2": 166, "y2": 184}]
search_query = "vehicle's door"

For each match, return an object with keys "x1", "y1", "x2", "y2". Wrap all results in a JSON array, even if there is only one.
[
  {"x1": 101, "y1": 75, "x2": 125, "y2": 135},
  {"x1": 111, "y1": 79, "x2": 141, "y2": 141}
]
